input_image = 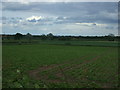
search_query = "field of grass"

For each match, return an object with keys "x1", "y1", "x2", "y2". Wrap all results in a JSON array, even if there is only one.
[
  {"x1": 3, "y1": 39, "x2": 119, "y2": 47},
  {"x1": 2, "y1": 41, "x2": 119, "y2": 88}
]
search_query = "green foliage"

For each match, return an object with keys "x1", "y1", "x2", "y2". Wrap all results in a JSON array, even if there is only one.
[
  {"x1": 2, "y1": 43, "x2": 119, "y2": 88},
  {"x1": 14, "y1": 33, "x2": 23, "y2": 40}
]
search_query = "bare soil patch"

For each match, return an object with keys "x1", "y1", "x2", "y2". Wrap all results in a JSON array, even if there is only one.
[
  {"x1": 28, "y1": 49, "x2": 113, "y2": 86},
  {"x1": 28, "y1": 55, "x2": 100, "y2": 84}
]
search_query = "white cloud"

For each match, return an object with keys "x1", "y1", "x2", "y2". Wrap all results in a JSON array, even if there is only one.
[
  {"x1": 2, "y1": 0, "x2": 30, "y2": 4},
  {"x1": 20, "y1": 0, "x2": 30, "y2": 4},
  {"x1": 99, "y1": 11, "x2": 118, "y2": 20},
  {"x1": 2, "y1": 0, "x2": 119, "y2": 2},
  {"x1": 0, "y1": 23, "x2": 2, "y2": 27},
  {"x1": 75, "y1": 23, "x2": 106, "y2": 27},
  {"x1": 26, "y1": 16, "x2": 43, "y2": 21},
  {"x1": 19, "y1": 19, "x2": 23, "y2": 23}
]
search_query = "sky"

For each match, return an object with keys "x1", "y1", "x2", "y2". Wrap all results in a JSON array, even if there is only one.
[{"x1": 1, "y1": 1, "x2": 118, "y2": 36}]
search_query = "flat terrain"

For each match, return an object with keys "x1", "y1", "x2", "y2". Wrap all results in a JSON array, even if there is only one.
[{"x1": 2, "y1": 41, "x2": 119, "y2": 88}]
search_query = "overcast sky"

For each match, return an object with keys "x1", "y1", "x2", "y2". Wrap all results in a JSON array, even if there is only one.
[{"x1": 1, "y1": 2, "x2": 118, "y2": 36}]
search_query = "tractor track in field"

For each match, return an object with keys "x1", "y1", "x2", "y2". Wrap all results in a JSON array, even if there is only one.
[
  {"x1": 28, "y1": 48, "x2": 113, "y2": 87},
  {"x1": 28, "y1": 54, "x2": 101, "y2": 83},
  {"x1": 28, "y1": 55, "x2": 88, "y2": 80}
]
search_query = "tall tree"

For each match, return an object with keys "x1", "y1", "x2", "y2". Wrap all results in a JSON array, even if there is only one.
[
  {"x1": 14, "y1": 33, "x2": 23, "y2": 40},
  {"x1": 108, "y1": 33, "x2": 115, "y2": 41},
  {"x1": 26, "y1": 33, "x2": 32, "y2": 43},
  {"x1": 47, "y1": 33, "x2": 54, "y2": 40}
]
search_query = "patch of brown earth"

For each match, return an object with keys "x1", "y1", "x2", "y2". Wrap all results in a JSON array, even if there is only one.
[
  {"x1": 28, "y1": 49, "x2": 112, "y2": 84},
  {"x1": 28, "y1": 54, "x2": 101, "y2": 84},
  {"x1": 28, "y1": 55, "x2": 88, "y2": 80}
]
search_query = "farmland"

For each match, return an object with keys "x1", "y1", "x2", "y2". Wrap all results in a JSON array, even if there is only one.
[{"x1": 2, "y1": 41, "x2": 119, "y2": 88}]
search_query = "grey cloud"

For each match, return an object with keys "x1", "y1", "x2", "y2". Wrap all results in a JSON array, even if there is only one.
[
  {"x1": 2, "y1": 2, "x2": 118, "y2": 35},
  {"x1": 2, "y1": 2, "x2": 117, "y2": 14},
  {"x1": 2, "y1": 2, "x2": 118, "y2": 24},
  {"x1": 2, "y1": 2, "x2": 31, "y2": 11}
]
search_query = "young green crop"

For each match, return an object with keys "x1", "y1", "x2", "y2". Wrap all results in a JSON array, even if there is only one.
[{"x1": 2, "y1": 43, "x2": 118, "y2": 88}]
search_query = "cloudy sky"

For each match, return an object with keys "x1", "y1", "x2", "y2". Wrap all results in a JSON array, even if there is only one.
[{"x1": 1, "y1": 1, "x2": 118, "y2": 36}]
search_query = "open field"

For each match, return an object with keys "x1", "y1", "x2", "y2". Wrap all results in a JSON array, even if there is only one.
[
  {"x1": 2, "y1": 41, "x2": 119, "y2": 88},
  {"x1": 2, "y1": 40, "x2": 120, "y2": 47}
]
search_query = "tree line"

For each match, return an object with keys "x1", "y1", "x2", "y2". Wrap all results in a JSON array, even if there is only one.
[{"x1": 1, "y1": 33, "x2": 120, "y2": 42}]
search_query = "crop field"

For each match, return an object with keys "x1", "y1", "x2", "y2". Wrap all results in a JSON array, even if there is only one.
[{"x1": 2, "y1": 41, "x2": 119, "y2": 88}]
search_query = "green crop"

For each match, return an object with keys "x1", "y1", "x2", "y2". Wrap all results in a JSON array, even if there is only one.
[{"x1": 2, "y1": 42, "x2": 119, "y2": 88}]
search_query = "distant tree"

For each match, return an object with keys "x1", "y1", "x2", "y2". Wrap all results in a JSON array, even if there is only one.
[
  {"x1": 108, "y1": 33, "x2": 115, "y2": 41},
  {"x1": 26, "y1": 33, "x2": 32, "y2": 43},
  {"x1": 41, "y1": 34, "x2": 46, "y2": 40},
  {"x1": 14, "y1": 33, "x2": 23, "y2": 40},
  {"x1": 47, "y1": 33, "x2": 54, "y2": 40},
  {"x1": 108, "y1": 33, "x2": 115, "y2": 37}
]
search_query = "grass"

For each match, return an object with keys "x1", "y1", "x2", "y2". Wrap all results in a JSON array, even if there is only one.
[
  {"x1": 2, "y1": 41, "x2": 119, "y2": 88},
  {"x1": 3, "y1": 39, "x2": 120, "y2": 47}
]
